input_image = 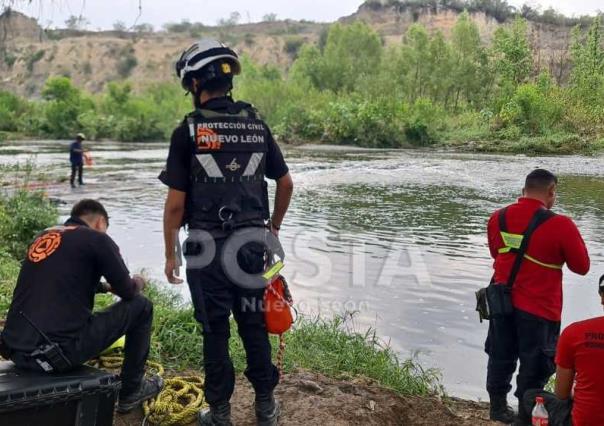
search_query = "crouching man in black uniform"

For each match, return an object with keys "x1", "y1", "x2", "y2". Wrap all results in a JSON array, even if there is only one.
[
  {"x1": 0, "y1": 199, "x2": 162, "y2": 413},
  {"x1": 161, "y1": 39, "x2": 293, "y2": 425}
]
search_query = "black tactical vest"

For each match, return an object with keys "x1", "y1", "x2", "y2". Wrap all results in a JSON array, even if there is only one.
[{"x1": 186, "y1": 102, "x2": 270, "y2": 231}]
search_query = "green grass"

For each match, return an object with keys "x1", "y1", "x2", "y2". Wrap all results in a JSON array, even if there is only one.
[
  {"x1": 0, "y1": 251, "x2": 20, "y2": 315},
  {"x1": 141, "y1": 283, "x2": 440, "y2": 396}
]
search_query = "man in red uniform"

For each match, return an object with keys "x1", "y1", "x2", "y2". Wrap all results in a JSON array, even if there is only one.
[
  {"x1": 522, "y1": 276, "x2": 604, "y2": 426},
  {"x1": 485, "y1": 169, "x2": 590, "y2": 424}
]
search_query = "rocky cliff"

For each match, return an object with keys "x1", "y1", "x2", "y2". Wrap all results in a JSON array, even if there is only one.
[{"x1": 0, "y1": 5, "x2": 593, "y2": 97}]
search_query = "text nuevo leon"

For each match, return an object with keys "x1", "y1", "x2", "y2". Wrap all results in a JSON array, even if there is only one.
[{"x1": 198, "y1": 134, "x2": 265, "y2": 144}]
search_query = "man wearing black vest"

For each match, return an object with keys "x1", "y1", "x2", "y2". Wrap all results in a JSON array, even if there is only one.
[
  {"x1": 485, "y1": 169, "x2": 590, "y2": 424},
  {"x1": 160, "y1": 39, "x2": 293, "y2": 426}
]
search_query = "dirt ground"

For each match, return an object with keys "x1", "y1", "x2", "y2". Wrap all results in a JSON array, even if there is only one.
[{"x1": 115, "y1": 369, "x2": 500, "y2": 426}]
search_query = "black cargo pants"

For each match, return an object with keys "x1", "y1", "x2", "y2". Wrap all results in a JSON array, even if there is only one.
[
  {"x1": 11, "y1": 295, "x2": 153, "y2": 397},
  {"x1": 485, "y1": 309, "x2": 560, "y2": 406},
  {"x1": 70, "y1": 163, "x2": 83, "y2": 185},
  {"x1": 186, "y1": 237, "x2": 279, "y2": 406}
]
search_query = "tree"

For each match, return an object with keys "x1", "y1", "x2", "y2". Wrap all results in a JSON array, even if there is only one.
[
  {"x1": 42, "y1": 76, "x2": 80, "y2": 101},
  {"x1": 41, "y1": 77, "x2": 91, "y2": 138},
  {"x1": 427, "y1": 30, "x2": 454, "y2": 105},
  {"x1": 163, "y1": 20, "x2": 192, "y2": 33},
  {"x1": 570, "y1": 16, "x2": 604, "y2": 106},
  {"x1": 65, "y1": 15, "x2": 89, "y2": 30},
  {"x1": 492, "y1": 17, "x2": 533, "y2": 87},
  {"x1": 450, "y1": 11, "x2": 489, "y2": 109},
  {"x1": 263, "y1": 13, "x2": 278, "y2": 22},
  {"x1": 133, "y1": 23, "x2": 154, "y2": 33},
  {"x1": 218, "y1": 11, "x2": 241, "y2": 27},
  {"x1": 399, "y1": 24, "x2": 431, "y2": 101},
  {"x1": 113, "y1": 21, "x2": 127, "y2": 32},
  {"x1": 292, "y1": 22, "x2": 383, "y2": 93}
]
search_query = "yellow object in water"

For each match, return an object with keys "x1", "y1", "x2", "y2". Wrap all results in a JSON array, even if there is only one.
[{"x1": 101, "y1": 335, "x2": 125, "y2": 355}]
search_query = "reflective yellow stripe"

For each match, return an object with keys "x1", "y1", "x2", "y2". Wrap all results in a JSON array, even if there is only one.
[
  {"x1": 524, "y1": 255, "x2": 563, "y2": 270},
  {"x1": 262, "y1": 260, "x2": 284, "y2": 281},
  {"x1": 500, "y1": 232, "x2": 523, "y2": 250},
  {"x1": 498, "y1": 250, "x2": 563, "y2": 270},
  {"x1": 498, "y1": 230, "x2": 563, "y2": 269}
]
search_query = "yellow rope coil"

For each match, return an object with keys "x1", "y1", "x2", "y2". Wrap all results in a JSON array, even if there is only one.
[
  {"x1": 89, "y1": 353, "x2": 207, "y2": 426},
  {"x1": 143, "y1": 376, "x2": 206, "y2": 426},
  {"x1": 90, "y1": 332, "x2": 289, "y2": 426}
]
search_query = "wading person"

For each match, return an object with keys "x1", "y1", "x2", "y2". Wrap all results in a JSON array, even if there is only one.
[
  {"x1": 160, "y1": 39, "x2": 293, "y2": 426},
  {"x1": 70, "y1": 133, "x2": 86, "y2": 188},
  {"x1": 521, "y1": 275, "x2": 604, "y2": 426},
  {"x1": 0, "y1": 199, "x2": 162, "y2": 413},
  {"x1": 485, "y1": 169, "x2": 590, "y2": 424}
]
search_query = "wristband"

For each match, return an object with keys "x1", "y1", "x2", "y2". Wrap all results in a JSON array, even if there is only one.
[{"x1": 271, "y1": 221, "x2": 281, "y2": 231}]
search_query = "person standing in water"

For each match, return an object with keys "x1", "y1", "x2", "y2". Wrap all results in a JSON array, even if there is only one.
[{"x1": 70, "y1": 133, "x2": 86, "y2": 188}]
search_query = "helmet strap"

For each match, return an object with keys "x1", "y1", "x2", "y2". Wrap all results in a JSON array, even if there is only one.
[{"x1": 193, "y1": 84, "x2": 204, "y2": 109}]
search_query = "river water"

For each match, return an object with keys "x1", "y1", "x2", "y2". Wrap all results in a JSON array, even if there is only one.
[{"x1": 2, "y1": 140, "x2": 604, "y2": 400}]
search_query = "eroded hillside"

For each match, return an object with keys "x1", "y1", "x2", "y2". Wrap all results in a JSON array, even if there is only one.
[{"x1": 0, "y1": 3, "x2": 594, "y2": 97}]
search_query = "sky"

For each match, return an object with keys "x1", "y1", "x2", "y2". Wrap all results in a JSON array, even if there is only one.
[{"x1": 6, "y1": 0, "x2": 603, "y2": 31}]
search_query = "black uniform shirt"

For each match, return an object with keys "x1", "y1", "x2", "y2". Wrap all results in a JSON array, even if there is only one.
[
  {"x1": 2, "y1": 217, "x2": 137, "y2": 352},
  {"x1": 159, "y1": 96, "x2": 289, "y2": 193}
]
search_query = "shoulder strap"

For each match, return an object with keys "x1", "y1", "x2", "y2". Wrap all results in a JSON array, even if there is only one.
[
  {"x1": 234, "y1": 101, "x2": 258, "y2": 119},
  {"x1": 498, "y1": 207, "x2": 509, "y2": 232},
  {"x1": 506, "y1": 208, "x2": 555, "y2": 288}
]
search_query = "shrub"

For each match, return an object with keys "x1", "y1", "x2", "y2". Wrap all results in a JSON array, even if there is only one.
[
  {"x1": 3, "y1": 52, "x2": 17, "y2": 68},
  {"x1": 0, "y1": 191, "x2": 58, "y2": 261},
  {"x1": 163, "y1": 20, "x2": 193, "y2": 33},
  {"x1": 25, "y1": 50, "x2": 45, "y2": 72},
  {"x1": 82, "y1": 61, "x2": 92, "y2": 75},
  {"x1": 117, "y1": 53, "x2": 138, "y2": 78},
  {"x1": 0, "y1": 249, "x2": 19, "y2": 315},
  {"x1": 404, "y1": 98, "x2": 443, "y2": 146},
  {"x1": 0, "y1": 91, "x2": 29, "y2": 132},
  {"x1": 497, "y1": 83, "x2": 564, "y2": 136},
  {"x1": 244, "y1": 33, "x2": 255, "y2": 46},
  {"x1": 322, "y1": 98, "x2": 407, "y2": 148},
  {"x1": 283, "y1": 37, "x2": 304, "y2": 58}
]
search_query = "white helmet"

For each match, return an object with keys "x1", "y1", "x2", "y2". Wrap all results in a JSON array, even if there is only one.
[{"x1": 175, "y1": 38, "x2": 241, "y2": 91}]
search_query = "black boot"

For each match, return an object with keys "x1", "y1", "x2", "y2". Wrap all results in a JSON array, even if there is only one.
[
  {"x1": 513, "y1": 397, "x2": 531, "y2": 426},
  {"x1": 116, "y1": 375, "x2": 163, "y2": 413},
  {"x1": 255, "y1": 393, "x2": 280, "y2": 426},
  {"x1": 489, "y1": 393, "x2": 516, "y2": 424},
  {"x1": 198, "y1": 401, "x2": 232, "y2": 426}
]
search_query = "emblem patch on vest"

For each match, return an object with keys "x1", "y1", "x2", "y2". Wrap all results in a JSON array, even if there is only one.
[
  {"x1": 226, "y1": 158, "x2": 241, "y2": 172},
  {"x1": 196, "y1": 127, "x2": 222, "y2": 150}
]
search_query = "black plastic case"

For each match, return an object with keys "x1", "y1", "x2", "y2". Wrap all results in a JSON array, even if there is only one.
[{"x1": 0, "y1": 361, "x2": 120, "y2": 426}]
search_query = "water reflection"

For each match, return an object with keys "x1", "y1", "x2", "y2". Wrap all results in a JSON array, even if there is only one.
[{"x1": 1, "y1": 140, "x2": 603, "y2": 400}]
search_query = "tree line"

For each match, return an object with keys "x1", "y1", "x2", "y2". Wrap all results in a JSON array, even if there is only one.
[{"x1": 0, "y1": 13, "x2": 603, "y2": 153}]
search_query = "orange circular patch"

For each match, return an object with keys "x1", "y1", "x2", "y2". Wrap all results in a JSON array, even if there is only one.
[
  {"x1": 196, "y1": 128, "x2": 221, "y2": 150},
  {"x1": 28, "y1": 231, "x2": 62, "y2": 263}
]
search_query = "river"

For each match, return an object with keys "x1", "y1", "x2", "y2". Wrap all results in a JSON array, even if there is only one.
[{"x1": 2, "y1": 139, "x2": 603, "y2": 400}]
